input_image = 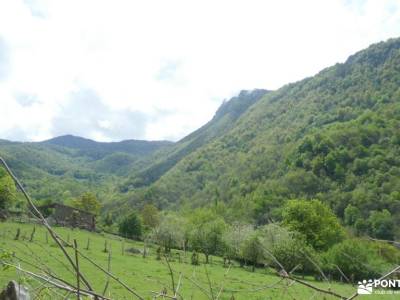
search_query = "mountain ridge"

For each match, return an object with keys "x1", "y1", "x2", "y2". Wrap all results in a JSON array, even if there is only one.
[
  {"x1": 1, "y1": 37, "x2": 400, "y2": 238},
  {"x1": 41, "y1": 134, "x2": 173, "y2": 160},
  {"x1": 0, "y1": 88, "x2": 268, "y2": 203},
  {"x1": 107, "y1": 37, "x2": 400, "y2": 238},
  {"x1": 118, "y1": 88, "x2": 269, "y2": 190}
]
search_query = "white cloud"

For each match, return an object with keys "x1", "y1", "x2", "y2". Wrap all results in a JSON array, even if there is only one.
[{"x1": 0, "y1": 0, "x2": 399, "y2": 141}]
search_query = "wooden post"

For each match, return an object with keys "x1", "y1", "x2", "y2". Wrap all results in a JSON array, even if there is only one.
[
  {"x1": 85, "y1": 238, "x2": 90, "y2": 250},
  {"x1": 103, "y1": 240, "x2": 108, "y2": 253},
  {"x1": 142, "y1": 240, "x2": 147, "y2": 258},
  {"x1": 29, "y1": 226, "x2": 36, "y2": 242},
  {"x1": 14, "y1": 228, "x2": 20, "y2": 240},
  {"x1": 73, "y1": 240, "x2": 80, "y2": 300},
  {"x1": 102, "y1": 248, "x2": 112, "y2": 296}
]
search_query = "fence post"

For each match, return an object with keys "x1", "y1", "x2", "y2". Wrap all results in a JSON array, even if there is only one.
[
  {"x1": 74, "y1": 240, "x2": 80, "y2": 300},
  {"x1": 85, "y1": 238, "x2": 90, "y2": 250},
  {"x1": 29, "y1": 226, "x2": 36, "y2": 242},
  {"x1": 14, "y1": 228, "x2": 20, "y2": 240},
  {"x1": 103, "y1": 240, "x2": 108, "y2": 253}
]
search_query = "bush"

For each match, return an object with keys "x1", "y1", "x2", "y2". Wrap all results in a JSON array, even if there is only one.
[
  {"x1": 368, "y1": 241, "x2": 400, "y2": 265},
  {"x1": 258, "y1": 224, "x2": 319, "y2": 275},
  {"x1": 118, "y1": 212, "x2": 142, "y2": 240},
  {"x1": 0, "y1": 167, "x2": 16, "y2": 210},
  {"x1": 270, "y1": 233, "x2": 318, "y2": 275},
  {"x1": 191, "y1": 250, "x2": 199, "y2": 265},
  {"x1": 321, "y1": 239, "x2": 388, "y2": 281}
]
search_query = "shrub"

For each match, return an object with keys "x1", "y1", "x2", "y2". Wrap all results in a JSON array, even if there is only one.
[
  {"x1": 0, "y1": 167, "x2": 16, "y2": 210},
  {"x1": 270, "y1": 233, "x2": 318, "y2": 275},
  {"x1": 258, "y1": 224, "x2": 319, "y2": 275},
  {"x1": 118, "y1": 212, "x2": 142, "y2": 240},
  {"x1": 321, "y1": 239, "x2": 388, "y2": 281},
  {"x1": 191, "y1": 250, "x2": 199, "y2": 265}
]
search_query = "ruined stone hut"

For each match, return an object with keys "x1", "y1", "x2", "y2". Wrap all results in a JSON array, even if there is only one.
[{"x1": 38, "y1": 203, "x2": 96, "y2": 231}]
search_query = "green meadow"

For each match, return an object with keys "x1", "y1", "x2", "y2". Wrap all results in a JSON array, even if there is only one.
[{"x1": 0, "y1": 221, "x2": 389, "y2": 300}]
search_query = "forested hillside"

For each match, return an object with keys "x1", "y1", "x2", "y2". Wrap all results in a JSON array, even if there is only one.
[
  {"x1": 0, "y1": 136, "x2": 171, "y2": 204},
  {"x1": 119, "y1": 89, "x2": 269, "y2": 190},
  {"x1": 0, "y1": 88, "x2": 267, "y2": 205},
  {"x1": 113, "y1": 38, "x2": 400, "y2": 239}
]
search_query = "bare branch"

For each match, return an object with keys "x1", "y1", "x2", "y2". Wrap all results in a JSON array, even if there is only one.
[
  {"x1": 164, "y1": 255, "x2": 175, "y2": 293},
  {"x1": 102, "y1": 248, "x2": 112, "y2": 297},
  {"x1": 73, "y1": 239, "x2": 80, "y2": 300},
  {"x1": 2, "y1": 262, "x2": 112, "y2": 300},
  {"x1": 174, "y1": 273, "x2": 182, "y2": 299},
  {"x1": 204, "y1": 264, "x2": 215, "y2": 300}
]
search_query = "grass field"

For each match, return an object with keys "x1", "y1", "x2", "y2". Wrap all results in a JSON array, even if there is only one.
[{"x1": 0, "y1": 222, "x2": 392, "y2": 299}]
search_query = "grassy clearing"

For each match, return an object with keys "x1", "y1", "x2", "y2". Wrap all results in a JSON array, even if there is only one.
[{"x1": 0, "y1": 222, "x2": 389, "y2": 299}]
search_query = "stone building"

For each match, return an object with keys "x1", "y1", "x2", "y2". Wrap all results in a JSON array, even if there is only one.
[{"x1": 38, "y1": 203, "x2": 96, "y2": 231}]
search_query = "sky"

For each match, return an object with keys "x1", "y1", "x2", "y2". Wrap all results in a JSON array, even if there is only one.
[{"x1": 0, "y1": 0, "x2": 399, "y2": 142}]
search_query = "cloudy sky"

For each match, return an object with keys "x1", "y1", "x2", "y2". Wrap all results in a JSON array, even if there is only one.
[{"x1": 0, "y1": 0, "x2": 399, "y2": 142}]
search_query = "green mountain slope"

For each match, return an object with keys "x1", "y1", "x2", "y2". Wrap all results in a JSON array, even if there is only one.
[
  {"x1": 0, "y1": 136, "x2": 171, "y2": 202},
  {"x1": 116, "y1": 38, "x2": 400, "y2": 238},
  {"x1": 42, "y1": 135, "x2": 172, "y2": 160},
  {"x1": 118, "y1": 89, "x2": 269, "y2": 191}
]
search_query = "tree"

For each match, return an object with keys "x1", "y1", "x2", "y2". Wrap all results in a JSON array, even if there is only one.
[
  {"x1": 223, "y1": 222, "x2": 254, "y2": 262},
  {"x1": 368, "y1": 210, "x2": 394, "y2": 240},
  {"x1": 284, "y1": 170, "x2": 322, "y2": 197},
  {"x1": 141, "y1": 204, "x2": 160, "y2": 229},
  {"x1": 73, "y1": 192, "x2": 101, "y2": 215},
  {"x1": 259, "y1": 224, "x2": 292, "y2": 247},
  {"x1": 344, "y1": 204, "x2": 361, "y2": 226},
  {"x1": 0, "y1": 167, "x2": 16, "y2": 210},
  {"x1": 258, "y1": 224, "x2": 317, "y2": 274},
  {"x1": 189, "y1": 209, "x2": 226, "y2": 263},
  {"x1": 282, "y1": 199, "x2": 345, "y2": 251},
  {"x1": 150, "y1": 214, "x2": 185, "y2": 253},
  {"x1": 118, "y1": 212, "x2": 142, "y2": 240},
  {"x1": 241, "y1": 233, "x2": 264, "y2": 272},
  {"x1": 270, "y1": 232, "x2": 317, "y2": 274},
  {"x1": 104, "y1": 212, "x2": 113, "y2": 226}
]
